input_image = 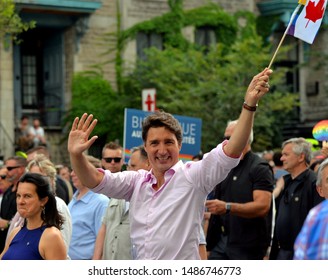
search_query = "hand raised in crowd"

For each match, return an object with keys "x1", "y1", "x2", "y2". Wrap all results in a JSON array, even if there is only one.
[
  {"x1": 244, "y1": 68, "x2": 273, "y2": 107},
  {"x1": 68, "y1": 113, "x2": 98, "y2": 156},
  {"x1": 223, "y1": 68, "x2": 273, "y2": 158}
]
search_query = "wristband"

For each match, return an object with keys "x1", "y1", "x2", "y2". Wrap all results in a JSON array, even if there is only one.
[{"x1": 243, "y1": 101, "x2": 258, "y2": 112}]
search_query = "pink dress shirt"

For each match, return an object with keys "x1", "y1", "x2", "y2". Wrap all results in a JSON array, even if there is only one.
[{"x1": 93, "y1": 143, "x2": 240, "y2": 259}]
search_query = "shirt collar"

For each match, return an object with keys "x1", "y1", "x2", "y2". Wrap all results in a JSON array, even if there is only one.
[
  {"x1": 144, "y1": 160, "x2": 182, "y2": 184},
  {"x1": 286, "y1": 168, "x2": 310, "y2": 183},
  {"x1": 72, "y1": 189, "x2": 92, "y2": 203}
]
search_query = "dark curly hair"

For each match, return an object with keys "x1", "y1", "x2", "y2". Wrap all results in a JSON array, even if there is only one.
[{"x1": 18, "y1": 173, "x2": 64, "y2": 230}]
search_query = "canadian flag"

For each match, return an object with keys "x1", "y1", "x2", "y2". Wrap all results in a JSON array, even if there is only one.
[{"x1": 292, "y1": 0, "x2": 327, "y2": 44}]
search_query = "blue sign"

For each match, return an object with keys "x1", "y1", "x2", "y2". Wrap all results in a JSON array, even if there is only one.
[{"x1": 123, "y1": 108, "x2": 202, "y2": 163}]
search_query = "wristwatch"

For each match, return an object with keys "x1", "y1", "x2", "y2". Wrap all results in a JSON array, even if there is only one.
[{"x1": 225, "y1": 202, "x2": 231, "y2": 214}]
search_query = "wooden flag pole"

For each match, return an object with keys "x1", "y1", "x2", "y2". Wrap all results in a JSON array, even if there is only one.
[
  {"x1": 268, "y1": 4, "x2": 302, "y2": 69},
  {"x1": 268, "y1": 33, "x2": 288, "y2": 69}
]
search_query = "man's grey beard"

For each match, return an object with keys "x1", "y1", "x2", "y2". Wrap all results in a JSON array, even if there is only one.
[{"x1": 7, "y1": 174, "x2": 17, "y2": 183}]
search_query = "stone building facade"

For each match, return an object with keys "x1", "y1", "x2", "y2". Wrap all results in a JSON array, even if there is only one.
[{"x1": 0, "y1": 0, "x2": 327, "y2": 164}]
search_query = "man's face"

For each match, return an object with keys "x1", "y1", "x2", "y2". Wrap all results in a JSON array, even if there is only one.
[
  {"x1": 281, "y1": 143, "x2": 303, "y2": 173},
  {"x1": 0, "y1": 167, "x2": 10, "y2": 192},
  {"x1": 5, "y1": 159, "x2": 26, "y2": 184},
  {"x1": 102, "y1": 148, "x2": 124, "y2": 173},
  {"x1": 144, "y1": 127, "x2": 181, "y2": 175},
  {"x1": 128, "y1": 150, "x2": 149, "y2": 171},
  {"x1": 317, "y1": 165, "x2": 328, "y2": 199},
  {"x1": 33, "y1": 119, "x2": 40, "y2": 128},
  {"x1": 59, "y1": 167, "x2": 71, "y2": 182},
  {"x1": 71, "y1": 170, "x2": 82, "y2": 189}
]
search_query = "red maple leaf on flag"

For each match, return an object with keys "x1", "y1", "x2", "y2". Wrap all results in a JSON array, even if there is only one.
[{"x1": 305, "y1": 0, "x2": 326, "y2": 27}]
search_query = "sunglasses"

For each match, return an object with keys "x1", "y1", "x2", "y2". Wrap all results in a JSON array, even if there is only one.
[
  {"x1": 0, "y1": 175, "x2": 6, "y2": 180},
  {"x1": 6, "y1": 166, "x2": 22, "y2": 171},
  {"x1": 103, "y1": 157, "x2": 122, "y2": 163}
]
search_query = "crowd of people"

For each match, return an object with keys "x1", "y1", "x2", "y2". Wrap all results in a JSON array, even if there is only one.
[{"x1": 1, "y1": 68, "x2": 328, "y2": 260}]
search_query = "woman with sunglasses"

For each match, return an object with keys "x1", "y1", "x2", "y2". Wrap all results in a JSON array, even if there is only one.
[{"x1": 0, "y1": 173, "x2": 67, "y2": 260}]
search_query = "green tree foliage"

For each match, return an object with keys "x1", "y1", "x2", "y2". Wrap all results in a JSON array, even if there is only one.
[
  {"x1": 122, "y1": 13, "x2": 297, "y2": 152},
  {"x1": 70, "y1": 72, "x2": 124, "y2": 143},
  {"x1": 0, "y1": 0, "x2": 35, "y2": 45}
]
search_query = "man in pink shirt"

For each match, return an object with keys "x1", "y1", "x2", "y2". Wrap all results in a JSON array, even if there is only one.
[{"x1": 68, "y1": 68, "x2": 272, "y2": 259}]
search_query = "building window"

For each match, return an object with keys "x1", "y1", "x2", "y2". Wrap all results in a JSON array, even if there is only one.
[
  {"x1": 21, "y1": 55, "x2": 38, "y2": 108},
  {"x1": 137, "y1": 32, "x2": 163, "y2": 60},
  {"x1": 195, "y1": 26, "x2": 217, "y2": 52}
]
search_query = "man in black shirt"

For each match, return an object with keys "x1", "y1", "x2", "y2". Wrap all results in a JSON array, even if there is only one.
[
  {"x1": 206, "y1": 120, "x2": 274, "y2": 260},
  {"x1": 272, "y1": 137, "x2": 324, "y2": 260}
]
